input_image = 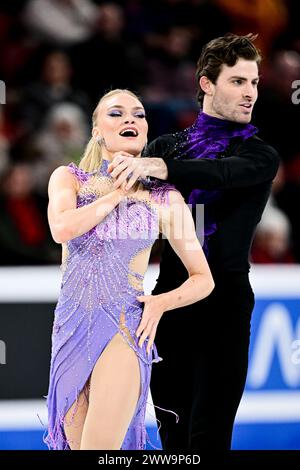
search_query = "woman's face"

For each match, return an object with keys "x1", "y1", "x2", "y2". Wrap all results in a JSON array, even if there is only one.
[{"x1": 93, "y1": 93, "x2": 148, "y2": 157}]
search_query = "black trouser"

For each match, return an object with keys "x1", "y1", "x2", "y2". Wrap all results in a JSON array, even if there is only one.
[{"x1": 151, "y1": 274, "x2": 255, "y2": 451}]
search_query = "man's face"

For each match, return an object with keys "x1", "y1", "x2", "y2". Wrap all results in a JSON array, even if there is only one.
[{"x1": 206, "y1": 59, "x2": 259, "y2": 123}]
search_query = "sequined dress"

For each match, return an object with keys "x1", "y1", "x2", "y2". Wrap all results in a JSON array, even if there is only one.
[{"x1": 43, "y1": 158, "x2": 178, "y2": 450}]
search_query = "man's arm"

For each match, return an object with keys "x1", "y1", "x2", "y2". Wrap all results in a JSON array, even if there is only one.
[
  {"x1": 108, "y1": 135, "x2": 280, "y2": 191},
  {"x1": 147, "y1": 135, "x2": 280, "y2": 189}
]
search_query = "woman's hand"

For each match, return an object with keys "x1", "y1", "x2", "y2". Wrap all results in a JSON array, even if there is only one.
[
  {"x1": 135, "y1": 294, "x2": 166, "y2": 355},
  {"x1": 117, "y1": 180, "x2": 131, "y2": 197}
]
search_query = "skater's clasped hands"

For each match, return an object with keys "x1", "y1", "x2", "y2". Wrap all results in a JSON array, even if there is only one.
[{"x1": 107, "y1": 151, "x2": 149, "y2": 191}]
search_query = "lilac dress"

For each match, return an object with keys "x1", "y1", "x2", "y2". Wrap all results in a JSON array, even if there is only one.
[{"x1": 43, "y1": 158, "x2": 178, "y2": 450}]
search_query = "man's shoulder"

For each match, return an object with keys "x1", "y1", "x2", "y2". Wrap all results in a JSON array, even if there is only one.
[
  {"x1": 239, "y1": 134, "x2": 277, "y2": 151},
  {"x1": 234, "y1": 134, "x2": 280, "y2": 163},
  {"x1": 145, "y1": 133, "x2": 179, "y2": 159}
]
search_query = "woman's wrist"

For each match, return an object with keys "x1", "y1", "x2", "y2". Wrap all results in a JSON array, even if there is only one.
[
  {"x1": 154, "y1": 293, "x2": 169, "y2": 313},
  {"x1": 115, "y1": 188, "x2": 127, "y2": 199}
]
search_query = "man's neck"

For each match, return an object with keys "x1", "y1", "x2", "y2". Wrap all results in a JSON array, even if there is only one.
[{"x1": 201, "y1": 104, "x2": 227, "y2": 121}]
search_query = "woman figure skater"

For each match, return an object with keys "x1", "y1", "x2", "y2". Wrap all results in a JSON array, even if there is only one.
[{"x1": 44, "y1": 89, "x2": 214, "y2": 450}]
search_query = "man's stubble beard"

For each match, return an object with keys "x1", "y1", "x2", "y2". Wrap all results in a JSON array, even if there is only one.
[
  {"x1": 212, "y1": 94, "x2": 253, "y2": 124},
  {"x1": 212, "y1": 96, "x2": 238, "y2": 123}
]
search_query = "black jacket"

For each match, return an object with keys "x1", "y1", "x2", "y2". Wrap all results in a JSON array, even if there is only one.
[{"x1": 146, "y1": 133, "x2": 280, "y2": 290}]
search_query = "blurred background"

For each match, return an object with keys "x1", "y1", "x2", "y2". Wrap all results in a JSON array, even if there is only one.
[{"x1": 0, "y1": 0, "x2": 299, "y2": 450}]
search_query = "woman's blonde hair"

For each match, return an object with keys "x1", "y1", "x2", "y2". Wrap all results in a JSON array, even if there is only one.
[
  {"x1": 78, "y1": 88, "x2": 141, "y2": 173},
  {"x1": 61, "y1": 89, "x2": 142, "y2": 269}
]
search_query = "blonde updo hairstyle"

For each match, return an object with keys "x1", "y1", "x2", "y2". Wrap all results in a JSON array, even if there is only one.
[
  {"x1": 61, "y1": 89, "x2": 142, "y2": 269},
  {"x1": 79, "y1": 88, "x2": 141, "y2": 173}
]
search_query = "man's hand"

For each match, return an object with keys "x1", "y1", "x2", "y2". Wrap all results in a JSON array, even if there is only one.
[{"x1": 107, "y1": 153, "x2": 168, "y2": 190}]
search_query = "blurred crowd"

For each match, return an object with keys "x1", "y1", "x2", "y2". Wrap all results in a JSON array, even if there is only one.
[{"x1": 0, "y1": 0, "x2": 299, "y2": 265}]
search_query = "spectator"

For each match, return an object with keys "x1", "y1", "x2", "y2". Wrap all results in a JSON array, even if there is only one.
[
  {"x1": 142, "y1": 26, "x2": 198, "y2": 137},
  {"x1": 23, "y1": 0, "x2": 102, "y2": 47},
  {"x1": 254, "y1": 50, "x2": 300, "y2": 163},
  {"x1": 72, "y1": 2, "x2": 146, "y2": 104},
  {"x1": 215, "y1": 0, "x2": 288, "y2": 55},
  {"x1": 143, "y1": 26, "x2": 196, "y2": 102},
  {"x1": 275, "y1": 154, "x2": 300, "y2": 262},
  {"x1": 251, "y1": 199, "x2": 295, "y2": 264},
  {"x1": 30, "y1": 102, "x2": 89, "y2": 194},
  {"x1": 19, "y1": 50, "x2": 91, "y2": 135},
  {"x1": 0, "y1": 163, "x2": 60, "y2": 265},
  {"x1": 0, "y1": 107, "x2": 11, "y2": 176}
]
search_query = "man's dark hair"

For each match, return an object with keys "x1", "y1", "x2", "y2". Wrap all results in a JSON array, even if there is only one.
[{"x1": 195, "y1": 33, "x2": 262, "y2": 106}]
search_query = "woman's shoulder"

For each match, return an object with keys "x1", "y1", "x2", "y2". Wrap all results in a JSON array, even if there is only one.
[
  {"x1": 167, "y1": 188, "x2": 185, "y2": 204},
  {"x1": 50, "y1": 162, "x2": 88, "y2": 179},
  {"x1": 140, "y1": 176, "x2": 182, "y2": 207},
  {"x1": 49, "y1": 164, "x2": 77, "y2": 183},
  {"x1": 65, "y1": 162, "x2": 92, "y2": 183},
  {"x1": 47, "y1": 166, "x2": 78, "y2": 197},
  {"x1": 151, "y1": 185, "x2": 185, "y2": 235}
]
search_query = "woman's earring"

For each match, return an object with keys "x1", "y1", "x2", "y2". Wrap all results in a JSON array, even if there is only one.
[{"x1": 97, "y1": 137, "x2": 104, "y2": 146}]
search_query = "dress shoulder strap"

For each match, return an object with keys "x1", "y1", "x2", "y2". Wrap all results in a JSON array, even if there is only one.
[
  {"x1": 67, "y1": 162, "x2": 91, "y2": 184},
  {"x1": 141, "y1": 177, "x2": 180, "y2": 206}
]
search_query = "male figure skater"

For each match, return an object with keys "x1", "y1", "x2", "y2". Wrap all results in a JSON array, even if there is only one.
[{"x1": 108, "y1": 33, "x2": 280, "y2": 450}]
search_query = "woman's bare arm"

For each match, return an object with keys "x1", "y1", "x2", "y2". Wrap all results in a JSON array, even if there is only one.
[
  {"x1": 158, "y1": 190, "x2": 215, "y2": 311},
  {"x1": 48, "y1": 166, "x2": 125, "y2": 243},
  {"x1": 136, "y1": 191, "x2": 214, "y2": 353}
]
